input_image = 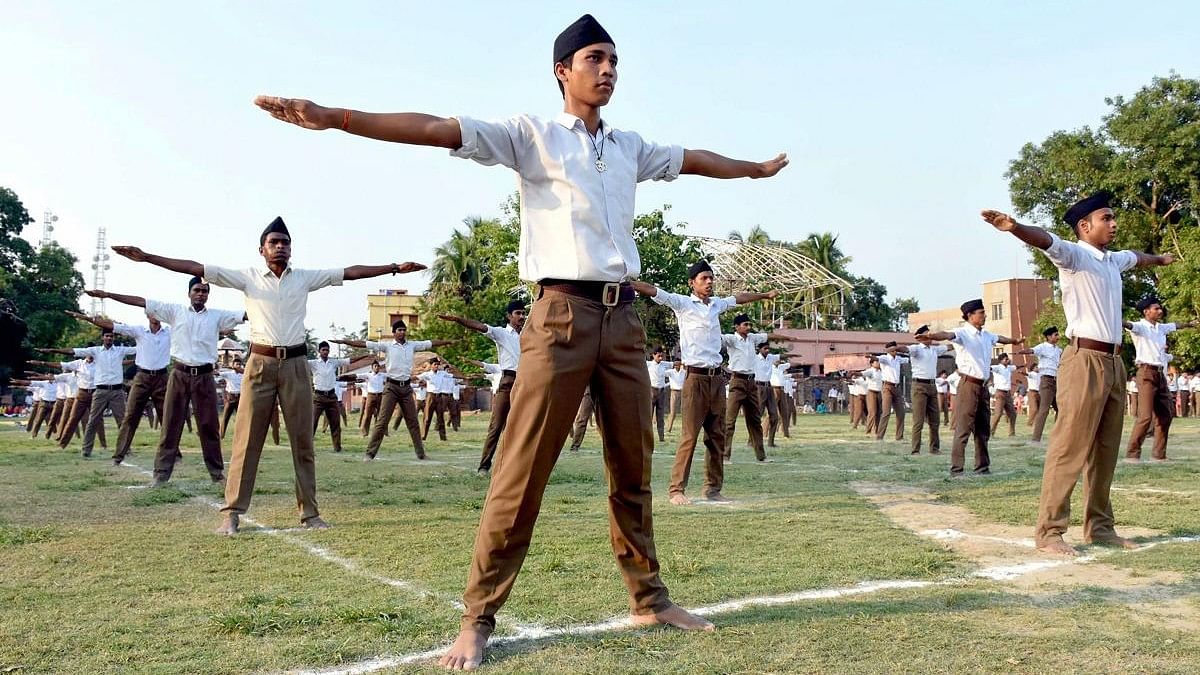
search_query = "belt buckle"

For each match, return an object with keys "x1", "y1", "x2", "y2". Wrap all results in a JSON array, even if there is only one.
[
  {"x1": 188, "y1": 366, "x2": 199, "y2": 376},
  {"x1": 602, "y1": 282, "x2": 620, "y2": 307},
  {"x1": 275, "y1": 346, "x2": 287, "y2": 360}
]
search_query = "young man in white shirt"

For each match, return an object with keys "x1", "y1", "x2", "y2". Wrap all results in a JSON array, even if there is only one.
[
  {"x1": 255, "y1": 14, "x2": 789, "y2": 663},
  {"x1": 634, "y1": 262, "x2": 777, "y2": 503},
  {"x1": 1124, "y1": 296, "x2": 1196, "y2": 461},
  {"x1": 309, "y1": 341, "x2": 350, "y2": 452},
  {"x1": 988, "y1": 353, "x2": 1023, "y2": 438},
  {"x1": 645, "y1": 346, "x2": 672, "y2": 443},
  {"x1": 354, "y1": 361, "x2": 387, "y2": 437},
  {"x1": 874, "y1": 342, "x2": 910, "y2": 441},
  {"x1": 1175, "y1": 372, "x2": 1190, "y2": 417},
  {"x1": 440, "y1": 301, "x2": 525, "y2": 472},
  {"x1": 935, "y1": 371, "x2": 951, "y2": 424},
  {"x1": 419, "y1": 358, "x2": 456, "y2": 441},
  {"x1": 665, "y1": 361, "x2": 686, "y2": 433},
  {"x1": 862, "y1": 359, "x2": 884, "y2": 436},
  {"x1": 1025, "y1": 365, "x2": 1041, "y2": 427},
  {"x1": 926, "y1": 299, "x2": 1023, "y2": 476},
  {"x1": 218, "y1": 358, "x2": 245, "y2": 439},
  {"x1": 721, "y1": 315, "x2": 771, "y2": 462},
  {"x1": 107, "y1": 313, "x2": 171, "y2": 460},
  {"x1": 86, "y1": 279, "x2": 246, "y2": 484},
  {"x1": 40, "y1": 330, "x2": 138, "y2": 457},
  {"x1": 755, "y1": 344, "x2": 783, "y2": 446},
  {"x1": 110, "y1": 216, "x2": 423, "y2": 534},
  {"x1": 908, "y1": 326, "x2": 951, "y2": 454},
  {"x1": 1016, "y1": 326, "x2": 1063, "y2": 443},
  {"x1": 982, "y1": 191, "x2": 1173, "y2": 555},
  {"x1": 35, "y1": 354, "x2": 108, "y2": 449},
  {"x1": 847, "y1": 374, "x2": 865, "y2": 429}
]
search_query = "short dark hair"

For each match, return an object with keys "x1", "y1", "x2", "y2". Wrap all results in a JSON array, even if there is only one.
[
  {"x1": 555, "y1": 55, "x2": 572, "y2": 97},
  {"x1": 318, "y1": 341, "x2": 330, "y2": 351},
  {"x1": 392, "y1": 319, "x2": 407, "y2": 331}
]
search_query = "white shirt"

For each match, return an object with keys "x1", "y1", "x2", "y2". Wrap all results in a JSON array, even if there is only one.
[
  {"x1": 650, "y1": 290, "x2": 738, "y2": 367},
  {"x1": 753, "y1": 352, "x2": 778, "y2": 382},
  {"x1": 667, "y1": 368, "x2": 686, "y2": 391},
  {"x1": 908, "y1": 344, "x2": 947, "y2": 380},
  {"x1": 646, "y1": 360, "x2": 671, "y2": 388},
  {"x1": 848, "y1": 378, "x2": 864, "y2": 396},
  {"x1": 1043, "y1": 233, "x2": 1138, "y2": 344},
  {"x1": 334, "y1": 381, "x2": 347, "y2": 398},
  {"x1": 1127, "y1": 319, "x2": 1177, "y2": 367},
  {"x1": 877, "y1": 353, "x2": 908, "y2": 384},
  {"x1": 826, "y1": 385, "x2": 837, "y2": 398},
  {"x1": 480, "y1": 362, "x2": 503, "y2": 393},
  {"x1": 451, "y1": 382, "x2": 462, "y2": 400},
  {"x1": 1030, "y1": 342, "x2": 1062, "y2": 376},
  {"x1": 62, "y1": 359, "x2": 97, "y2": 390},
  {"x1": 420, "y1": 369, "x2": 455, "y2": 394},
  {"x1": 991, "y1": 364, "x2": 1017, "y2": 391},
  {"x1": 74, "y1": 345, "x2": 137, "y2": 386},
  {"x1": 946, "y1": 372, "x2": 962, "y2": 394},
  {"x1": 1028, "y1": 370, "x2": 1042, "y2": 390},
  {"x1": 308, "y1": 357, "x2": 349, "y2": 391},
  {"x1": 415, "y1": 384, "x2": 428, "y2": 401},
  {"x1": 54, "y1": 373, "x2": 74, "y2": 398},
  {"x1": 724, "y1": 333, "x2": 769, "y2": 374},
  {"x1": 1168, "y1": 375, "x2": 1177, "y2": 392},
  {"x1": 1128, "y1": 378, "x2": 1138, "y2": 393},
  {"x1": 863, "y1": 368, "x2": 883, "y2": 392},
  {"x1": 366, "y1": 339, "x2": 434, "y2": 381},
  {"x1": 485, "y1": 324, "x2": 522, "y2": 371},
  {"x1": 146, "y1": 300, "x2": 245, "y2": 366},
  {"x1": 30, "y1": 386, "x2": 42, "y2": 403},
  {"x1": 362, "y1": 371, "x2": 387, "y2": 394},
  {"x1": 203, "y1": 265, "x2": 344, "y2": 346},
  {"x1": 114, "y1": 323, "x2": 171, "y2": 370},
  {"x1": 950, "y1": 325, "x2": 1000, "y2": 380},
  {"x1": 38, "y1": 380, "x2": 58, "y2": 401},
  {"x1": 452, "y1": 113, "x2": 683, "y2": 282},
  {"x1": 1191, "y1": 377, "x2": 1200, "y2": 393},
  {"x1": 770, "y1": 362, "x2": 789, "y2": 387},
  {"x1": 218, "y1": 369, "x2": 243, "y2": 394}
]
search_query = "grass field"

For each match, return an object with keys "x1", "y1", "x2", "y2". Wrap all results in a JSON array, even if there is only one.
[{"x1": 2, "y1": 407, "x2": 1199, "y2": 674}]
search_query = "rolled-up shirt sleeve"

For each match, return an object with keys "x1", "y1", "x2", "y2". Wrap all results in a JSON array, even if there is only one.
[
  {"x1": 203, "y1": 265, "x2": 247, "y2": 291},
  {"x1": 632, "y1": 132, "x2": 684, "y2": 183},
  {"x1": 450, "y1": 116, "x2": 523, "y2": 170}
]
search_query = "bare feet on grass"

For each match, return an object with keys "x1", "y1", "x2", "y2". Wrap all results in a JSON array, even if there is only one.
[
  {"x1": 669, "y1": 493, "x2": 691, "y2": 505},
  {"x1": 1036, "y1": 538, "x2": 1078, "y2": 556},
  {"x1": 630, "y1": 602, "x2": 715, "y2": 631},
  {"x1": 438, "y1": 629, "x2": 489, "y2": 671}
]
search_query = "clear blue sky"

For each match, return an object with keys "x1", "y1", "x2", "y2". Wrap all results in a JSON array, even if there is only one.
[{"x1": 3, "y1": 1, "x2": 1197, "y2": 338}]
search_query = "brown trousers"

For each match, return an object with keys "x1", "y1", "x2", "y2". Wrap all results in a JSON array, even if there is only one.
[
  {"x1": 670, "y1": 372, "x2": 727, "y2": 497},
  {"x1": 850, "y1": 394, "x2": 863, "y2": 428},
  {"x1": 312, "y1": 390, "x2": 343, "y2": 451},
  {"x1": 35, "y1": 399, "x2": 66, "y2": 439},
  {"x1": 940, "y1": 393, "x2": 950, "y2": 424},
  {"x1": 650, "y1": 386, "x2": 668, "y2": 441},
  {"x1": 1026, "y1": 391, "x2": 1040, "y2": 426},
  {"x1": 567, "y1": 388, "x2": 595, "y2": 452},
  {"x1": 666, "y1": 388, "x2": 683, "y2": 432},
  {"x1": 221, "y1": 393, "x2": 239, "y2": 438},
  {"x1": 153, "y1": 366, "x2": 224, "y2": 481},
  {"x1": 1031, "y1": 375, "x2": 1058, "y2": 442},
  {"x1": 460, "y1": 290, "x2": 668, "y2": 633},
  {"x1": 450, "y1": 396, "x2": 462, "y2": 430},
  {"x1": 723, "y1": 376, "x2": 765, "y2": 460},
  {"x1": 58, "y1": 391, "x2": 107, "y2": 448},
  {"x1": 864, "y1": 390, "x2": 880, "y2": 435},
  {"x1": 1179, "y1": 390, "x2": 1190, "y2": 417},
  {"x1": 224, "y1": 353, "x2": 319, "y2": 522},
  {"x1": 366, "y1": 379, "x2": 424, "y2": 459},
  {"x1": 989, "y1": 389, "x2": 1016, "y2": 437},
  {"x1": 910, "y1": 381, "x2": 940, "y2": 453},
  {"x1": 26, "y1": 401, "x2": 41, "y2": 431},
  {"x1": 83, "y1": 388, "x2": 126, "y2": 456},
  {"x1": 115, "y1": 370, "x2": 167, "y2": 460},
  {"x1": 479, "y1": 372, "x2": 516, "y2": 471},
  {"x1": 772, "y1": 386, "x2": 791, "y2": 439},
  {"x1": 950, "y1": 376, "x2": 990, "y2": 475},
  {"x1": 1035, "y1": 345, "x2": 1125, "y2": 545},
  {"x1": 760, "y1": 383, "x2": 780, "y2": 446},
  {"x1": 876, "y1": 381, "x2": 905, "y2": 440},
  {"x1": 28, "y1": 399, "x2": 47, "y2": 436},
  {"x1": 1126, "y1": 365, "x2": 1172, "y2": 460},
  {"x1": 359, "y1": 392, "x2": 381, "y2": 436},
  {"x1": 422, "y1": 393, "x2": 449, "y2": 440}
]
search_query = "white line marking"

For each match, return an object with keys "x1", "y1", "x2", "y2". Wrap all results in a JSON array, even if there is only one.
[
  {"x1": 1113, "y1": 486, "x2": 1193, "y2": 496},
  {"x1": 920, "y1": 528, "x2": 1036, "y2": 548}
]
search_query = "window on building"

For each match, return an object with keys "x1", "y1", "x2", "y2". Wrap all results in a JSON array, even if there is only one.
[
  {"x1": 990, "y1": 303, "x2": 1004, "y2": 321},
  {"x1": 994, "y1": 347, "x2": 1005, "y2": 359}
]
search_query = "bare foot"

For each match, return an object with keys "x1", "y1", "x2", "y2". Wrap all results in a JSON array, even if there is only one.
[
  {"x1": 669, "y1": 493, "x2": 691, "y2": 505},
  {"x1": 1087, "y1": 535, "x2": 1139, "y2": 550},
  {"x1": 215, "y1": 514, "x2": 239, "y2": 536},
  {"x1": 304, "y1": 516, "x2": 331, "y2": 530},
  {"x1": 704, "y1": 491, "x2": 732, "y2": 503},
  {"x1": 1036, "y1": 538, "x2": 1078, "y2": 556},
  {"x1": 438, "y1": 628, "x2": 489, "y2": 670},
  {"x1": 630, "y1": 603, "x2": 714, "y2": 631}
]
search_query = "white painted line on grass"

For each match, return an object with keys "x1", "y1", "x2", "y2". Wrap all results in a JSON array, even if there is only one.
[
  {"x1": 920, "y1": 528, "x2": 1036, "y2": 548},
  {"x1": 1113, "y1": 486, "x2": 1193, "y2": 496}
]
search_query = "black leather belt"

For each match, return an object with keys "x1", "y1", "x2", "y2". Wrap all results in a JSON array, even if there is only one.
[
  {"x1": 314, "y1": 389, "x2": 334, "y2": 396},
  {"x1": 687, "y1": 366, "x2": 722, "y2": 377},
  {"x1": 250, "y1": 343, "x2": 307, "y2": 360},
  {"x1": 540, "y1": 279, "x2": 635, "y2": 306},
  {"x1": 174, "y1": 363, "x2": 214, "y2": 376},
  {"x1": 914, "y1": 378, "x2": 935, "y2": 384},
  {"x1": 386, "y1": 377, "x2": 412, "y2": 386},
  {"x1": 95, "y1": 384, "x2": 122, "y2": 390},
  {"x1": 1042, "y1": 374, "x2": 1057, "y2": 380},
  {"x1": 138, "y1": 367, "x2": 167, "y2": 376},
  {"x1": 502, "y1": 369, "x2": 517, "y2": 377}
]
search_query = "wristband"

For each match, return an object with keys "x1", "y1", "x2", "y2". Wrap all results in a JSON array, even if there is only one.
[{"x1": 341, "y1": 109, "x2": 352, "y2": 131}]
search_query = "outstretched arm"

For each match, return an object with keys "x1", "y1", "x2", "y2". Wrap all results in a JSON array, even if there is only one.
[
  {"x1": 330, "y1": 338, "x2": 367, "y2": 349},
  {"x1": 35, "y1": 348, "x2": 75, "y2": 355},
  {"x1": 681, "y1": 150, "x2": 788, "y2": 179},
  {"x1": 734, "y1": 289, "x2": 779, "y2": 304},
  {"x1": 927, "y1": 330, "x2": 956, "y2": 341},
  {"x1": 438, "y1": 314, "x2": 488, "y2": 334},
  {"x1": 997, "y1": 335, "x2": 1025, "y2": 346},
  {"x1": 65, "y1": 309, "x2": 114, "y2": 331},
  {"x1": 630, "y1": 280, "x2": 659, "y2": 297},
  {"x1": 110, "y1": 246, "x2": 203, "y2": 276},
  {"x1": 85, "y1": 289, "x2": 146, "y2": 309},
  {"x1": 428, "y1": 339, "x2": 456, "y2": 348},
  {"x1": 253, "y1": 96, "x2": 463, "y2": 148},
  {"x1": 1134, "y1": 252, "x2": 1175, "y2": 268},
  {"x1": 343, "y1": 262, "x2": 426, "y2": 281},
  {"x1": 980, "y1": 211, "x2": 1053, "y2": 250}
]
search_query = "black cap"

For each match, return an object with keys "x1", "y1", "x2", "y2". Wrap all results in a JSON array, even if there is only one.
[
  {"x1": 553, "y1": 14, "x2": 614, "y2": 64},
  {"x1": 733, "y1": 313, "x2": 751, "y2": 325},
  {"x1": 188, "y1": 275, "x2": 205, "y2": 291},
  {"x1": 505, "y1": 300, "x2": 527, "y2": 314},
  {"x1": 1042, "y1": 326, "x2": 1059, "y2": 337},
  {"x1": 392, "y1": 319, "x2": 407, "y2": 331},
  {"x1": 1136, "y1": 296, "x2": 1161, "y2": 313},
  {"x1": 260, "y1": 216, "x2": 290, "y2": 246},
  {"x1": 914, "y1": 325, "x2": 929, "y2": 336},
  {"x1": 1063, "y1": 190, "x2": 1113, "y2": 227},
  {"x1": 960, "y1": 298, "x2": 984, "y2": 319},
  {"x1": 885, "y1": 341, "x2": 897, "y2": 348},
  {"x1": 688, "y1": 260, "x2": 714, "y2": 280}
]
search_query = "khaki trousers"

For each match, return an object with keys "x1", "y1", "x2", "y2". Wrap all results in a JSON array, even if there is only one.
[
  {"x1": 940, "y1": 393, "x2": 950, "y2": 424},
  {"x1": 83, "y1": 388, "x2": 126, "y2": 456},
  {"x1": 1035, "y1": 345, "x2": 1125, "y2": 545},
  {"x1": 950, "y1": 376, "x2": 990, "y2": 475},
  {"x1": 910, "y1": 380, "x2": 940, "y2": 453},
  {"x1": 359, "y1": 392, "x2": 381, "y2": 436},
  {"x1": 221, "y1": 393, "x2": 239, "y2": 438},
  {"x1": 26, "y1": 401, "x2": 41, "y2": 431},
  {"x1": 479, "y1": 372, "x2": 516, "y2": 471},
  {"x1": 422, "y1": 393, "x2": 449, "y2": 440},
  {"x1": 1031, "y1": 375, "x2": 1058, "y2": 442},
  {"x1": 850, "y1": 394, "x2": 863, "y2": 428},
  {"x1": 773, "y1": 386, "x2": 791, "y2": 438},
  {"x1": 670, "y1": 372, "x2": 727, "y2": 497},
  {"x1": 28, "y1": 400, "x2": 48, "y2": 436},
  {"x1": 1126, "y1": 365, "x2": 1172, "y2": 460},
  {"x1": 460, "y1": 290, "x2": 668, "y2": 633},
  {"x1": 115, "y1": 370, "x2": 167, "y2": 460},
  {"x1": 666, "y1": 388, "x2": 683, "y2": 432},
  {"x1": 1026, "y1": 391, "x2": 1040, "y2": 426},
  {"x1": 760, "y1": 383, "x2": 780, "y2": 446},
  {"x1": 865, "y1": 390, "x2": 880, "y2": 435},
  {"x1": 650, "y1": 386, "x2": 668, "y2": 441},
  {"x1": 312, "y1": 390, "x2": 343, "y2": 451},
  {"x1": 58, "y1": 390, "x2": 107, "y2": 448},
  {"x1": 153, "y1": 366, "x2": 225, "y2": 481},
  {"x1": 567, "y1": 388, "x2": 595, "y2": 452},
  {"x1": 989, "y1": 389, "x2": 1017, "y2": 437},
  {"x1": 223, "y1": 353, "x2": 319, "y2": 522},
  {"x1": 366, "y1": 379, "x2": 424, "y2": 459},
  {"x1": 723, "y1": 375, "x2": 765, "y2": 460},
  {"x1": 39, "y1": 399, "x2": 67, "y2": 439},
  {"x1": 876, "y1": 381, "x2": 905, "y2": 440}
]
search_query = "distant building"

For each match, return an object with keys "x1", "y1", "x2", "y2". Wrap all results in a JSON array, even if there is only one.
[
  {"x1": 907, "y1": 278, "x2": 1053, "y2": 363},
  {"x1": 366, "y1": 289, "x2": 423, "y2": 342},
  {"x1": 769, "y1": 328, "x2": 915, "y2": 375}
]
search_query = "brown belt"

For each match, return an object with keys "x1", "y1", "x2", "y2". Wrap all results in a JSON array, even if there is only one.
[
  {"x1": 539, "y1": 279, "x2": 635, "y2": 306},
  {"x1": 686, "y1": 365, "x2": 722, "y2": 377},
  {"x1": 250, "y1": 343, "x2": 308, "y2": 360},
  {"x1": 1072, "y1": 337, "x2": 1120, "y2": 355},
  {"x1": 730, "y1": 372, "x2": 753, "y2": 381},
  {"x1": 957, "y1": 372, "x2": 986, "y2": 386},
  {"x1": 1137, "y1": 363, "x2": 1163, "y2": 372},
  {"x1": 502, "y1": 369, "x2": 517, "y2": 377}
]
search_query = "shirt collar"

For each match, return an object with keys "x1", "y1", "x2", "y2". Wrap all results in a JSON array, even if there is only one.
[
  {"x1": 261, "y1": 265, "x2": 293, "y2": 278},
  {"x1": 554, "y1": 112, "x2": 613, "y2": 138},
  {"x1": 1076, "y1": 239, "x2": 1108, "y2": 261}
]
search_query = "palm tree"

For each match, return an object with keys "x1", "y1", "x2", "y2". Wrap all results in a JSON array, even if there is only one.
[
  {"x1": 795, "y1": 232, "x2": 851, "y2": 278},
  {"x1": 430, "y1": 226, "x2": 488, "y2": 301}
]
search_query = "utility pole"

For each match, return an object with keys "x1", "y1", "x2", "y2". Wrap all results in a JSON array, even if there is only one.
[
  {"x1": 40, "y1": 210, "x2": 58, "y2": 248},
  {"x1": 90, "y1": 228, "x2": 110, "y2": 316}
]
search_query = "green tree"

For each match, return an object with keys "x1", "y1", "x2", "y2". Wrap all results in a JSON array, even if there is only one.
[
  {"x1": 890, "y1": 297, "x2": 920, "y2": 331},
  {"x1": 0, "y1": 186, "x2": 35, "y2": 273},
  {"x1": 794, "y1": 232, "x2": 852, "y2": 279},
  {"x1": 631, "y1": 206, "x2": 703, "y2": 352},
  {"x1": 843, "y1": 277, "x2": 896, "y2": 331}
]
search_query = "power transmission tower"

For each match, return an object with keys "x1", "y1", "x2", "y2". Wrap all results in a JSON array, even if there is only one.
[
  {"x1": 40, "y1": 210, "x2": 58, "y2": 248},
  {"x1": 90, "y1": 228, "x2": 111, "y2": 316}
]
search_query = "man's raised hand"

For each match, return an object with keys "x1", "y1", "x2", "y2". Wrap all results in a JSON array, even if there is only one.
[
  {"x1": 981, "y1": 210, "x2": 1018, "y2": 232},
  {"x1": 82, "y1": 290, "x2": 108, "y2": 299},
  {"x1": 394, "y1": 262, "x2": 427, "y2": 274},
  {"x1": 111, "y1": 246, "x2": 148, "y2": 262},
  {"x1": 754, "y1": 153, "x2": 789, "y2": 179},
  {"x1": 254, "y1": 96, "x2": 337, "y2": 131}
]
